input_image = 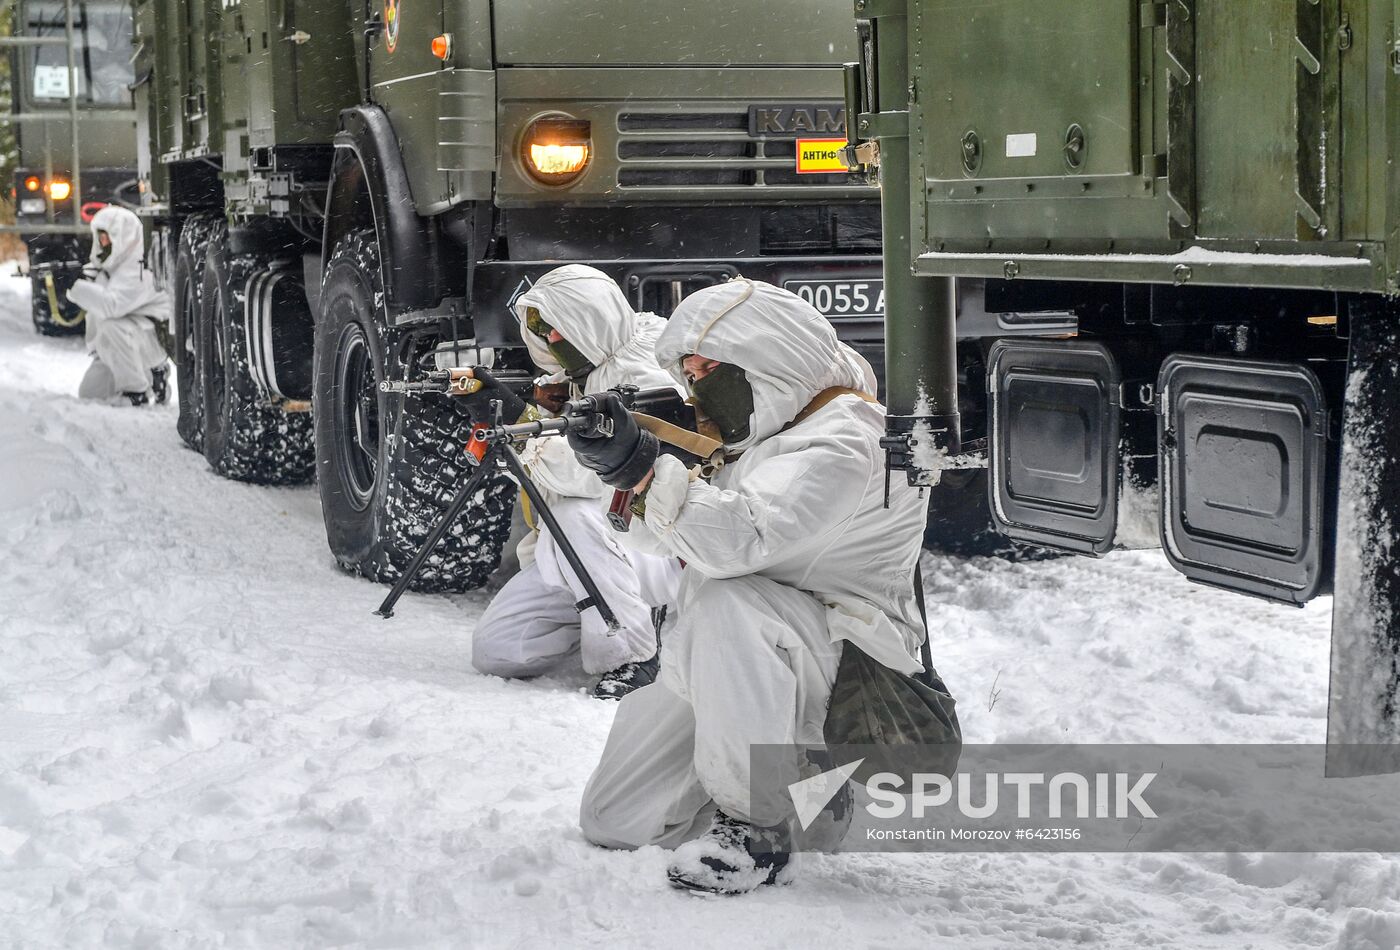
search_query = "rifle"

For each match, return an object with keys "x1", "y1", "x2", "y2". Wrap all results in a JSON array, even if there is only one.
[
  {"x1": 28, "y1": 260, "x2": 87, "y2": 276},
  {"x1": 373, "y1": 374, "x2": 623, "y2": 633},
  {"x1": 378, "y1": 366, "x2": 535, "y2": 398},
  {"x1": 474, "y1": 385, "x2": 726, "y2": 531}
]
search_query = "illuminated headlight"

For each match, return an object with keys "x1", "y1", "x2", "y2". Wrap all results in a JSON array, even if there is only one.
[
  {"x1": 19, "y1": 198, "x2": 45, "y2": 215},
  {"x1": 521, "y1": 115, "x2": 591, "y2": 186},
  {"x1": 46, "y1": 180, "x2": 71, "y2": 201}
]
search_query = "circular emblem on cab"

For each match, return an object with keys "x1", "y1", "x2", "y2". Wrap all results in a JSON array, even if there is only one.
[{"x1": 384, "y1": 0, "x2": 400, "y2": 53}]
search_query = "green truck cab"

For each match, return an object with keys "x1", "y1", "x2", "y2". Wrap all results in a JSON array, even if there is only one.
[
  {"x1": 135, "y1": 0, "x2": 882, "y2": 591},
  {"x1": 5, "y1": 0, "x2": 139, "y2": 334},
  {"x1": 851, "y1": 0, "x2": 1400, "y2": 768}
]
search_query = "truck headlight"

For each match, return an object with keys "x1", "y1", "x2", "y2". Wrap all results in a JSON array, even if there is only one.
[
  {"x1": 521, "y1": 115, "x2": 591, "y2": 186},
  {"x1": 19, "y1": 198, "x2": 45, "y2": 215},
  {"x1": 46, "y1": 179, "x2": 71, "y2": 201}
]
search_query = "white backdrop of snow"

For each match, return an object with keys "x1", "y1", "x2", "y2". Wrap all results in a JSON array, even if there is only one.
[{"x1": 0, "y1": 273, "x2": 1397, "y2": 948}]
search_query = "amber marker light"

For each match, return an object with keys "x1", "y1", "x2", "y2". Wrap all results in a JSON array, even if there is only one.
[
  {"x1": 24, "y1": 176, "x2": 40, "y2": 192},
  {"x1": 430, "y1": 33, "x2": 452, "y2": 60},
  {"x1": 521, "y1": 115, "x2": 592, "y2": 186},
  {"x1": 46, "y1": 179, "x2": 72, "y2": 201}
]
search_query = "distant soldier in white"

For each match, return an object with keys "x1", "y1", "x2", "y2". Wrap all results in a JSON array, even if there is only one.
[
  {"x1": 470, "y1": 265, "x2": 683, "y2": 699},
  {"x1": 570, "y1": 280, "x2": 929, "y2": 893},
  {"x1": 67, "y1": 206, "x2": 171, "y2": 406}
]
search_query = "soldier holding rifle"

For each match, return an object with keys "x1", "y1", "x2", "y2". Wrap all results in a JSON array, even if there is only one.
[{"x1": 466, "y1": 265, "x2": 683, "y2": 700}]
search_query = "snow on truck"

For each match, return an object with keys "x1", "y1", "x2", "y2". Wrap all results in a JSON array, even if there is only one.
[
  {"x1": 847, "y1": 0, "x2": 1400, "y2": 770},
  {"x1": 132, "y1": 0, "x2": 897, "y2": 591}
]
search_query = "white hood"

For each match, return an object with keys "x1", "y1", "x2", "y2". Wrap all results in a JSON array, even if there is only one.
[
  {"x1": 512, "y1": 265, "x2": 676, "y2": 395},
  {"x1": 88, "y1": 205, "x2": 146, "y2": 276},
  {"x1": 654, "y1": 279, "x2": 877, "y2": 452}
]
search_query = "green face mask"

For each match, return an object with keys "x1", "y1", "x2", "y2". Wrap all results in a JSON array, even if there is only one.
[
  {"x1": 524, "y1": 305, "x2": 595, "y2": 377},
  {"x1": 689, "y1": 362, "x2": 755, "y2": 445},
  {"x1": 548, "y1": 339, "x2": 594, "y2": 377}
]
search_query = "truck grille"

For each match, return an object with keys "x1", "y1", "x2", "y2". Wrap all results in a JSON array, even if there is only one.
[{"x1": 615, "y1": 109, "x2": 861, "y2": 190}]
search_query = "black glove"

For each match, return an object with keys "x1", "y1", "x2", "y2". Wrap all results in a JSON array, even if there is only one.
[
  {"x1": 460, "y1": 366, "x2": 527, "y2": 425},
  {"x1": 567, "y1": 391, "x2": 660, "y2": 489}
]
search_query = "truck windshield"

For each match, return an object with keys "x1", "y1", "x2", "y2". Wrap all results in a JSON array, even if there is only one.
[{"x1": 24, "y1": 0, "x2": 134, "y2": 108}]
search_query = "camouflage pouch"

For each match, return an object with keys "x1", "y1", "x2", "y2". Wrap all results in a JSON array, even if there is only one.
[{"x1": 822, "y1": 641, "x2": 962, "y2": 785}]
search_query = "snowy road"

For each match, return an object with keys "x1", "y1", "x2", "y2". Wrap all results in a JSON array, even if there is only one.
[{"x1": 1, "y1": 274, "x2": 1396, "y2": 949}]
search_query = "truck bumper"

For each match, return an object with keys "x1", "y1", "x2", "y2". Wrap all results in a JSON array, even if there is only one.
[{"x1": 471, "y1": 254, "x2": 885, "y2": 364}]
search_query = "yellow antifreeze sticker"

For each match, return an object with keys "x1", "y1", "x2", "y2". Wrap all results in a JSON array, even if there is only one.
[{"x1": 795, "y1": 138, "x2": 847, "y2": 174}]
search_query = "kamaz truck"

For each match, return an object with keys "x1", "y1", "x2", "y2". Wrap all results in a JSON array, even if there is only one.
[
  {"x1": 848, "y1": 0, "x2": 1400, "y2": 771},
  {"x1": 135, "y1": 0, "x2": 886, "y2": 591},
  {"x1": 3, "y1": 0, "x2": 139, "y2": 334}
]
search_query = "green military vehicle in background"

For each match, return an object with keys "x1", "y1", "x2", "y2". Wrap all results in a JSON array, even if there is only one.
[
  {"x1": 134, "y1": 0, "x2": 890, "y2": 591},
  {"x1": 847, "y1": 0, "x2": 1400, "y2": 770},
  {"x1": 4, "y1": 0, "x2": 139, "y2": 334}
]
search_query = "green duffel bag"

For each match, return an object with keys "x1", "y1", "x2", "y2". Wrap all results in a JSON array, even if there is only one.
[{"x1": 823, "y1": 640, "x2": 962, "y2": 786}]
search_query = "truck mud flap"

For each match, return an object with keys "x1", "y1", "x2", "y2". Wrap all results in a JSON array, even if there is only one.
[
  {"x1": 987, "y1": 340, "x2": 1120, "y2": 555},
  {"x1": 1157, "y1": 355, "x2": 1329, "y2": 605}
]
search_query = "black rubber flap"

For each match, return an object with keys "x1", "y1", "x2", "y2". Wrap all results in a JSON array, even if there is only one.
[
  {"x1": 1158, "y1": 354, "x2": 1328, "y2": 604},
  {"x1": 988, "y1": 340, "x2": 1121, "y2": 555}
]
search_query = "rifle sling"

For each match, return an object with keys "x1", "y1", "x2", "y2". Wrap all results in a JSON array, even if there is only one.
[
  {"x1": 632, "y1": 412, "x2": 725, "y2": 466},
  {"x1": 786, "y1": 387, "x2": 878, "y2": 431}
]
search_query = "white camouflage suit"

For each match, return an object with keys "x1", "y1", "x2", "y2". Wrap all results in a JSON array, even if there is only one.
[
  {"x1": 580, "y1": 279, "x2": 930, "y2": 845},
  {"x1": 472, "y1": 266, "x2": 683, "y2": 677},
  {"x1": 67, "y1": 206, "x2": 171, "y2": 399}
]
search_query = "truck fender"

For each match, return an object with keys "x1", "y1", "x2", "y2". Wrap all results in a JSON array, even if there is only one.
[{"x1": 322, "y1": 105, "x2": 440, "y2": 316}]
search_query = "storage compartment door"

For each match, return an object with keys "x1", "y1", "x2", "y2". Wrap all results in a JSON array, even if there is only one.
[
  {"x1": 1158, "y1": 355, "x2": 1329, "y2": 603},
  {"x1": 988, "y1": 340, "x2": 1121, "y2": 555}
]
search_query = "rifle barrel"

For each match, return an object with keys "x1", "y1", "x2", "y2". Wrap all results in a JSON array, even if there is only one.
[{"x1": 473, "y1": 416, "x2": 578, "y2": 444}]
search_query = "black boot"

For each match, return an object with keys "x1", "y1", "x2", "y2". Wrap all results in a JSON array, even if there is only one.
[
  {"x1": 666, "y1": 810, "x2": 793, "y2": 895},
  {"x1": 591, "y1": 653, "x2": 659, "y2": 700},
  {"x1": 151, "y1": 364, "x2": 169, "y2": 404},
  {"x1": 123, "y1": 390, "x2": 149, "y2": 407}
]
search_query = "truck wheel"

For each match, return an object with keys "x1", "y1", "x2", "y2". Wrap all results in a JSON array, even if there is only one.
[
  {"x1": 173, "y1": 213, "x2": 222, "y2": 452},
  {"x1": 314, "y1": 229, "x2": 513, "y2": 592},
  {"x1": 1327, "y1": 300, "x2": 1400, "y2": 769},
  {"x1": 28, "y1": 241, "x2": 84, "y2": 337},
  {"x1": 199, "y1": 220, "x2": 315, "y2": 484}
]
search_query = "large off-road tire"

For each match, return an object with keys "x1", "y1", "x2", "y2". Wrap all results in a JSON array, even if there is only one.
[
  {"x1": 173, "y1": 213, "x2": 222, "y2": 452},
  {"x1": 28, "y1": 240, "x2": 85, "y2": 337},
  {"x1": 199, "y1": 220, "x2": 315, "y2": 484},
  {"x1": 314, "y1": 229, "x2": 512, "y2": 592}
]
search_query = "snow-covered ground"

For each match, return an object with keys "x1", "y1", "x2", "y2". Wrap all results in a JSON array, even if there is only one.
[{"x1": 0, "y1": 273, "x2": 1396, "y2": 949}]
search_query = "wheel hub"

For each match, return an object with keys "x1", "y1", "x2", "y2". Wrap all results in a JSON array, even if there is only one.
[{"x1": 333, "y1": 323, "x2": 380, "y2": 511}]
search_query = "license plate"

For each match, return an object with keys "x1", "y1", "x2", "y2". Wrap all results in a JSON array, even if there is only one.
[{"x1": 783, "y1": 279, "x2": 884, "y2": 320}]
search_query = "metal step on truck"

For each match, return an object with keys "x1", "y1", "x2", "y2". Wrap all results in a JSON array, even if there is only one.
[
  {"x1": 2, "y1": 0, "x2": 140, "y2": 335},
  {"x1": 135, "y1": 0, "x2": 944, "y2": 592},
  {"x1": 847, "y1": 0, "x2": 1400, "y2": 772}
]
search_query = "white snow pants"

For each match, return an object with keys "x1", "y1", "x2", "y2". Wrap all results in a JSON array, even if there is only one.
[
  {"x1": 472, "y1": 497, "x2": 681, "y2": 676},
  {"x1": 579, "y1": 572, "x2": 843, "y2": 848},
  {"x1": 78, "y1": 314, "x2": 166, "y2": 398}
]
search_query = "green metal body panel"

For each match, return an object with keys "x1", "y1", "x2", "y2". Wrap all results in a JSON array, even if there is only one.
[
  {"x1": 493, "y1": 0, "x2": 858, "y2": 65},
  {"x1": 893, "y1": 0, "x2": 1399, "y2": 295},
  {"x1": 137, "y1": 0, "x2": 357, "y2": 213}
]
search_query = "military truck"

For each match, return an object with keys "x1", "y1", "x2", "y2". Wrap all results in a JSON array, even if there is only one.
[
  {"x1": 3, "y1": 0, "x2": 139, "y2": 334},
  {"x1": 135, "y1": 0, "x2": 893, "y2": 591},
  {"x1": 847, "y1": 0, "x2": 1400, "y2": 770}
]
